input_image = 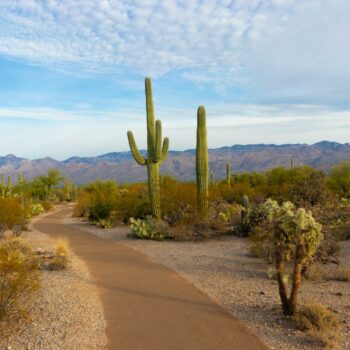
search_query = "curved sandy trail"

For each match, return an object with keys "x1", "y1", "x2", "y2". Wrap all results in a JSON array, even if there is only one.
[{"x1": 34, "y1": 207, "x2": 268, "y2": 350}]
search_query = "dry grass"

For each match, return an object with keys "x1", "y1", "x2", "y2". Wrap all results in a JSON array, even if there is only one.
[
  {"x1": 47, "y1": 238, "x2": 70, "y2": 271},
  {"x1": 0, "y1": 237, "x2": 40, "y2": 321},
  {"x1": 294, "y1": 303, "x2": 340, "y2": 348},
  {"x1": 326, "y1": 267, "x2": 350, "y2": 282},
  {"x1": 304, "y1": 264, "x2": 325, "y2": 281}
]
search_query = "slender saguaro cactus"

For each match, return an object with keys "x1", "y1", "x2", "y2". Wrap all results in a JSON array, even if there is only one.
[
  {"x1": 18, "y1": 171, "x2": 24, "y2": 201},
  {"x1": 196, "y1": 106, "x2": 209, "y2": 222},
  {"x1": 226, "y1": 162, "x2": 231, "y2": 185},
  {"x1": 7, "y1": 176, "x2": 12, "y2": 198},
  {"x1": 0, "y1": 174, "x2": 4, "y2": 198},
  {"x1": 290, "y1": 158, "x2": 294, "y2": 170},
  {"x1": 127, "y1": 78, "x2": 169, "y2": 220}
]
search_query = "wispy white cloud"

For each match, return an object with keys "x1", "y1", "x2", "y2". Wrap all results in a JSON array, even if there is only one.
[
  {"x1": 0, "y1": 1, "x2": 300, "y2": 84},
  {"x1": 0, "y1": 103, "x2": 349, "y2": 159}
]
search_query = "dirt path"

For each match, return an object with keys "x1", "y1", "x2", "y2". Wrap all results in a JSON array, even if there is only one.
[{"x1": 34, "y1": 207, "x2": 268, "y2": 350}]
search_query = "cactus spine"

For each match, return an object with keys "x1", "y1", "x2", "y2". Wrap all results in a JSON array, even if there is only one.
[
  {"x1": 226, "y1": 162, "x2": 231, "y2": 185},
  {"x1": 196, "y1": 106, "x2": 209, "y2": 222},
  {"x1": 127, "y1": 78, "x2": 169, "y2": 220}
]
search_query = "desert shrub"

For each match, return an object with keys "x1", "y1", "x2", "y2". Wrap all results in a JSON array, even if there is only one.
[
  {"x1": 328, "y1": 161, "x2": 350, "y2": 198},
  {"x1": 303, "y1": 263, "x2": 324, "y2": 281},
  {"x1": 129, "y1": 217, "x2": 167, "y2": 240},
  {"x1": 74, "y1": 191, "x2": 93, "y2": 217},
  {"x1": 0, "y1": 198, "x2": 28, "y2": 229},
  {"x1": 161, "y1": 177, "x2": 197, "y2": 225},
  {"x1": 294, "y1": 303, "x2": 339, "y2": 347},
  {"x1": 326, "y1": 267, "x2": 350, "y2": 282},
  {"x1": 46, "y1": 238, "x2": 70, "y2": 271},
  {"x1": 85, "y1": 180, "x2": 119, "y2": 223},
  {"x1": 116, "y1": 184, "x2": 149, "y2": 222},
  {"x1": 170, "y1": 223, "x2": 210, "y2": 241},
  {"x1": 0, "y1": 238, "x2": 40, "y2": 321}
]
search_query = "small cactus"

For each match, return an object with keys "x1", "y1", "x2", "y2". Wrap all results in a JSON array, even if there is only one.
[
  {"x1": 196, "y1": 106, "x2": 209, "y2": 222},
  {"x1": 240, "y1": 195, "x2": 250, "y2": 236},
  {"x1": 210, "y1": 171, "x2": 215, "y2": 188}
]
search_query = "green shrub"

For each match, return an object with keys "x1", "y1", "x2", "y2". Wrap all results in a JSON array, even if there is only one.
[
  {"x1": 0, "y1": 238, "x2": 40, "y2": 321},
  {"x1": 328, "y1": 161, "x2": 350, "y2": 198},
  {"x1": 85, "y1": 180, "x2": 119, "y2": 223}
]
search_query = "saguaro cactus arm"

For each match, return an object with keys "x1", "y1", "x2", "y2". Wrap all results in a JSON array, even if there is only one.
[
  {"x1": 159, "y1": 137, "x2": 169, "y2": 164},
  {"x1": 154, "y1": 120, "x2": 162, "y2": 162},
  {"x1": 127, "y1": 131, "x2": 147, "y2": 166}
]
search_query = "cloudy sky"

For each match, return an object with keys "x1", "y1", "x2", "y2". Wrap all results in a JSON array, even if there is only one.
[{"x1": 0, "y1": 0, "x2": 349, "y2": 159}]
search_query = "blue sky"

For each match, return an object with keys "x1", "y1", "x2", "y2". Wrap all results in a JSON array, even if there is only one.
[{"x1": 0, "y1": 0, "x2": 349, "y2": 160}]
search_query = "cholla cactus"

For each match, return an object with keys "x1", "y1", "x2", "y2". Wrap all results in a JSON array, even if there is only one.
[
  {"x1": 263, "y1": 199, "x2": 323, "y2": 316},
  {"x1": 127, "y1": 78, "x2": 169, "y2": 220},
  {"x1": 196, "y1": 106, "x2": 209, "y2": 222}
]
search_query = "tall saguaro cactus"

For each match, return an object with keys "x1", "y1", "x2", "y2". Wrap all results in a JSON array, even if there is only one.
[
  {"x1": 196, "y1": 106, "x2": 209, "y2": 222},
  {"x1": 18, "y1": 171, "x2": 24, "y2": 201},
  {"x1": 127, "y1": 78, "x2": 169, "y2": 220},
  {"x1": 0, "y1": 174, "x2": 4, "y2": 198},
  {"x1": 226, "y1": 162, "x2": 231, "y2": 185},
  {"x1": 7, "y1": 176, "x2": 12, "y2": 198}
]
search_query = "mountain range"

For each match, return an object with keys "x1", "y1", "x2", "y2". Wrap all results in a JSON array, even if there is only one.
[{"x1": 0, "y1": 141, "x2": 349, "y2": 184}]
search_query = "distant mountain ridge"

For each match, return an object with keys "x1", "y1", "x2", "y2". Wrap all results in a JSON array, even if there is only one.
[{"x1": 1, "y1": 141, "x2": 349, "y2": 184}]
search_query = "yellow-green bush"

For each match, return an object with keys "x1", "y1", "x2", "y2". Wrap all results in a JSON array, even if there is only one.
[
  {"x1": 0, "y1": 238, "x2": 40, "y2": 321},
  {"x1": 0, "y1": 198, "x2": 28, "y2": 229}
]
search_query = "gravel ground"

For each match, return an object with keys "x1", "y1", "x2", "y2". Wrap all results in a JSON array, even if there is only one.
[
  {"x1": 0, "y1": 213, "x2": 108, "y2": 350},
  {"x1": 67, "y1": 217, "x2": 350, "y2": 350}
]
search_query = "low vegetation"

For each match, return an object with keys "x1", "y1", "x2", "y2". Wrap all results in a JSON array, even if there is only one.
[
  {"x1": 0, "y1": 237, "x2": 40, "y2": 321},
  {"x1": 294, "y1": 303, "x2": 340, "y2": 347}
]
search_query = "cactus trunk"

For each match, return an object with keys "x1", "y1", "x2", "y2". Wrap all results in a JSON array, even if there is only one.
[
  {"x1": 7, "y1": 176, "x2": 12, "y2": 198},
  {"x1": 147, "y1": 163, "x2": 161, "y2": 219},
  {"x1": 196, "y1": 106, "x2": 209, "y2": 222},
  {"x1": 127, "y1": 78, "x2": 169, "y2": 221},
  {"x1": 226, "y1": 162, "x2": 231, "y2": 185},
  {"x1": 0, "y1": 174, "x2": 4, "y2": 198}
]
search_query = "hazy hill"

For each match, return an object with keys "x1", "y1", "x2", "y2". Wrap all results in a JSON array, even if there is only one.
[{"x1": 0, "y1": 141, "x2": 349, "y2": 184}]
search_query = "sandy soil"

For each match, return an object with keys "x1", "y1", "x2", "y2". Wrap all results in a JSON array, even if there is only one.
[
  {"x1": 67, "y1": 217, "x2": 350, "y2": 350},
  {"x1": 0, "y1": 212, "x2": 108, "y2": 350}
]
